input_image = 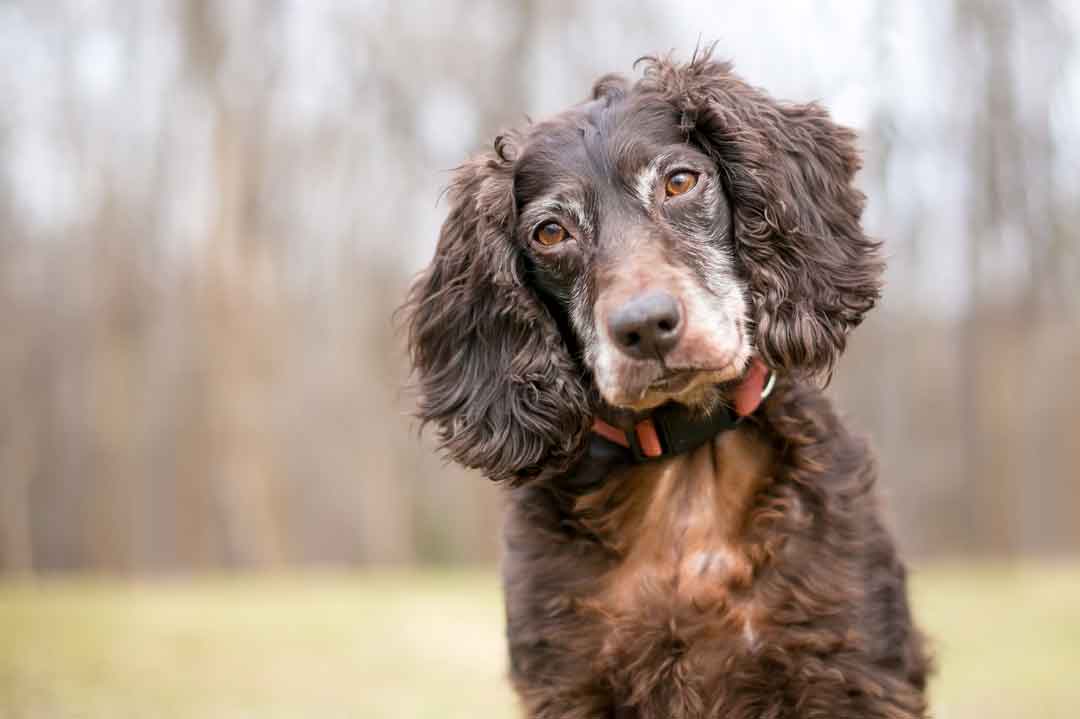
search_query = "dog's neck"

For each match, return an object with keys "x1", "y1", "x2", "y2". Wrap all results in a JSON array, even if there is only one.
[
  {"x1": 589, "y1": 359, "x2": 774, "y2": 463},
  {"x1": 591, "y1": 402, "x2": 744, "y2": 462},
  {"x1": 561, "y1": 366, "x2": 776, "y2": 495},
  {"x1": 573, "y1": 423, "x2": 776, "y2": 602}
]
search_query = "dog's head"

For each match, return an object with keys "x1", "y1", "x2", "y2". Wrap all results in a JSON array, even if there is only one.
[{"x1": 407, "y1": 51, "x2": 882, "y2": 482}]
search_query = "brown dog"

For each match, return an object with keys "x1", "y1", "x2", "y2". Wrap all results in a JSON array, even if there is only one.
[{"x1": 406, "y1": 49, "x2": 929, "y2": 719}]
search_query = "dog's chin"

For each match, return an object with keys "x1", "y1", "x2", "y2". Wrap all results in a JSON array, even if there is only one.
[
  {"x1": 597, "y1": 354, "x2": 750, "y2": 414},
  {"x1": 624, "y1": 375, "x2": 726, "y2": 412}
]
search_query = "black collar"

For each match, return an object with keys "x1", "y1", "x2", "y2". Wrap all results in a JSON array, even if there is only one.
[
  {"x1": 559, "y1": 403, "x2": 746, "y2": 494},
  {"x1": 589, "y1": 368, "x2": 776, "y2": 464},
  {"x1": 592, "y1": 402, "x2": 742, "y2": 463},
  {"x1": 560, "y1": 388, "x2": 773, "y2": 494}
]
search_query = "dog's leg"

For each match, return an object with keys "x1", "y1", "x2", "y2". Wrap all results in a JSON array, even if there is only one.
[
  {"x1": 772, "y1": 659, "x2": 929, "y2": 719},
  {"x1": 513, "y1": 683, "x2": 615, "y2": 719}
]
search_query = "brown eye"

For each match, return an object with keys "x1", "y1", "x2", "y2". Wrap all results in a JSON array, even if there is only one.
[
  {"x1": 665, "y1": 171, "x2": 699, "y2": 197},
  {"x1": 535, "y1": 222, "x2": 569, "y2": 246}
]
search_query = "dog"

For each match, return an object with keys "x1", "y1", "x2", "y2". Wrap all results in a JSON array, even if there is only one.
[{"x1": 406, "y1": 48, "x2": 930, "y2": 719}]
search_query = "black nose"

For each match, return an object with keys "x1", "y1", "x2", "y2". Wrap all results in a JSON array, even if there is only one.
[{"x1": 607, "y1": 291, "x2": 684, "y2": 360}]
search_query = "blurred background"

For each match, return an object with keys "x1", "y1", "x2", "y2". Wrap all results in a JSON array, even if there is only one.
[{"x1": 0, "y1": 0, "x2": 1077, "y2": 717}]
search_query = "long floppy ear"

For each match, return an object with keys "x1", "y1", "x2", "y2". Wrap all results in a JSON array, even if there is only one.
[
  {"x1": 641, "y1": 52, "x2": 884, "y2": 377},
  {"x1": 405, "y1": 142, "x2": 591, "y2": 483}
]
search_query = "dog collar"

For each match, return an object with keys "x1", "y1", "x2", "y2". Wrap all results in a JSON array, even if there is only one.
[{"x1": 591, "y1": 359, "x2": 775, "y2": 462}]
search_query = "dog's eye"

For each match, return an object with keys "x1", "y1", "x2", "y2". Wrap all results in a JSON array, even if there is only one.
[
  {"x1": 665, "y1": 171, "x2": 699, "y2": 197},
  {"x1": 534, "y1": 222, "x2": 569, "y2": 246}
]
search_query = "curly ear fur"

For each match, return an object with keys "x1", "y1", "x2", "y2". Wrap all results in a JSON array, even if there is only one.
[
  {"x1": 639, "y1": 49, "x2": 884, "y2": 378},
  {"x1": 406, "y1": 145, "x2": 591, "y2": 483}
]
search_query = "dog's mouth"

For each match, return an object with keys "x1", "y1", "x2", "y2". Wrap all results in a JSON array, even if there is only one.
[
  {"x1": 648, "y1": 370, "x2": 698, "y2": 393},
  {"x1": 606, "y1": 361, "x2": 747, "y2": 412}
]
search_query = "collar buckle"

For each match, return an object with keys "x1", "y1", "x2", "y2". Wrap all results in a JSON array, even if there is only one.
[{"x1": 623, "y1": 422, "x2": 652, "y2": 463}]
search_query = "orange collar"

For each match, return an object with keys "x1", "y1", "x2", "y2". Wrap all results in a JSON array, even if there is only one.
[{"x1": 591, "y1": 358, "x2": 774, "y2": 461}]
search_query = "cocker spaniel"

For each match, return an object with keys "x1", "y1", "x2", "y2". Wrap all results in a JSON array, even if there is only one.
[{"x1": 406, "y1": 49, "x2": 930, "y2": 719}]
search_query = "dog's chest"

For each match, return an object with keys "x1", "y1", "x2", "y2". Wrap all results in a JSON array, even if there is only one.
[{"x1": 575, "y1": 427, "x2": 774, "y2": 681}]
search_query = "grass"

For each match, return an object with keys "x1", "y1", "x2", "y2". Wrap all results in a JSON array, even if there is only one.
[{"x1": 0, "y1": 563, "x2": 1077, "y2": 718}]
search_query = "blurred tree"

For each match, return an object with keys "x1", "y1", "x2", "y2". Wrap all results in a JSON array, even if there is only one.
[{"x1": 0, "y1": 0, "x2": 1075, "y2": 572}]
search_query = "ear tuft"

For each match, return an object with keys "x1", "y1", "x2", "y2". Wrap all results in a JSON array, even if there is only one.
[
  {"x1": 493, "y1": 133, "x2": 518, "y2": 163},
  {"x1": 591, "y1": 73, "x2": 630, "y2": 103}
]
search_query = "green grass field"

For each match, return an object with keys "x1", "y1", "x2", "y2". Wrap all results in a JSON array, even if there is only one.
[{"x1": 1, "y1": 563, "x2": 1078, "y2": 718}]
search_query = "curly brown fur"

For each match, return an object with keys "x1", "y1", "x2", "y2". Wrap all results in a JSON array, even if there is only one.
[
  {"x1": 406, "y1": 148, "x2": 592, "y2": 482},
  {"x1": 502, "y1": 380, "x2": 929, "y2": 719},
  {"x1": 637, "y1": 53, "x2": 884, "y2": 377},
  {"x1": 405, "y1": 47, "x2": 929, "y2": 718}
]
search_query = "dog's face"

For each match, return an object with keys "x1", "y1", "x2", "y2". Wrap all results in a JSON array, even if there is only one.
[
  {"x1": 516, "y1": 99, "x2": 749, "y2": 412},
  {"x1": 407, "y1": 53, "x2": 883, "y2": 482}
]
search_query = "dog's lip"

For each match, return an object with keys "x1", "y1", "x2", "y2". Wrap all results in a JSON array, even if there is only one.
[
  {"x1": 599, "y1": 352, "x2": 750, "y2": 409},
  {"x1": 636, "y1": 366, "x2": 729, "y2": 402},
  {"x1": 648, "y1": 370, "x2": 697, "y2": 392},
  {"x1": 650, "y1": 361, "x2": 742, "y2": 386}
]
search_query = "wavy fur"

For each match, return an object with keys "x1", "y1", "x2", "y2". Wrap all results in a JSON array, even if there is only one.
[
  {"x1": 405, "y1": 48, "x2": 927, "y2": 719},
  {"x1": 638, "y1": 50, "x2": 884, "y2": 377},
  {"x1": 406, "y1": 149, "x2": 591, "y2": 483}
]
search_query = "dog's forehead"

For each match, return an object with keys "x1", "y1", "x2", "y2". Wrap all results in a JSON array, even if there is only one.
[{"x1": 514, "y1": 97, "x2": 684, "y2": 199}]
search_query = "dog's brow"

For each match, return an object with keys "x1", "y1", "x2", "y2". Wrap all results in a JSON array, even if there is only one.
[
  {"x1": 532, "y1": 197, "x2": 593, "y2": 238},
  {"x1": 633, "y1": 151, "x2": 675, "y2": 209}
]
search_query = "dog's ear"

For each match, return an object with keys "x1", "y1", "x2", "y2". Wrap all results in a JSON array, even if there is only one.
[
  {"x1": 642, "y1": 52, "x2": 884, "y2": 378},
  {"x1": 406, "y1": 141, "x2": 591, "y2": 483}
]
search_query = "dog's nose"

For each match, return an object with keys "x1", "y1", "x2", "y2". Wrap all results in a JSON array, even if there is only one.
[{"x1": 608, "y1": 291, "x2": 684, "y2": 360}]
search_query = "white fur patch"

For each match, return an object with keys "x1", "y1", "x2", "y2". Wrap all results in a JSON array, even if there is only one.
[
  {"x1": 633, "y1": 153, "x2": 673, "y2": 211},
  {"x1": 743, "y1": 618, "x2": 758, "y2": 649},
  {"x1": 532, "y1": 198, "x2": 592, "y2": 240},
  {"x1": 686, "y1": 548, "x2": 735, "y2": 575}
]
